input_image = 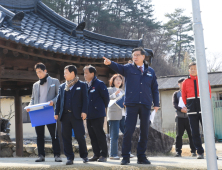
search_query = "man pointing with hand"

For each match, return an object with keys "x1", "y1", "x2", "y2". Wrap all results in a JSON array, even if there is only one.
[{"x1": 103, "y1": 47, "x2": 159, "y2": 165}]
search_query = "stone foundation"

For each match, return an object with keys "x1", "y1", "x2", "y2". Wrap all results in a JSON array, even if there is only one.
[{"x1": 107, "y1": 126, "x2": 174, "y2": 156}]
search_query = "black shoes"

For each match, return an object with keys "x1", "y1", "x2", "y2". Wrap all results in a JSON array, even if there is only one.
[
  {"x1": 98, "y1": 156, "x2": 107, "y2": 162},
  {"x1": 82, "y1": 157, "x2": 89, "y2": 163},
  {"x1": 89, "y1": 155, "x2": 99, "y2": 162},
  {"x1": 174, "y1": 153, "x2": 182, "y2": 157},
  {"x1": 121, "y1": 158, "x2": 130, "y2": 165},
  {"x1": 137, "y1": 157, "x2": 151, "y2": 164},
  {"x1": 55, "y1": 155, "x2": 62, "y2": 162},
  {"x1": 35, "y1": 155, "x2": 45, "y2": 162},
  {"x1": 66, "y1": 160, "x2": 73, "y2": 165}
]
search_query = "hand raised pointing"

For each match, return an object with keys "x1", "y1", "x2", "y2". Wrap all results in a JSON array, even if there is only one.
[{"x1": 103, "y1": 57, "x2": 111, "y2": 65}]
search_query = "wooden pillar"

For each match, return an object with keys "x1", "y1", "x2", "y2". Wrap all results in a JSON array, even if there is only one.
[{"x1": 14, "y1": 90, "x2": 23, "y2": 156}]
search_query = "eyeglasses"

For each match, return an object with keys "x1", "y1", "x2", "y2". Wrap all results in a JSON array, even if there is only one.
[{"x1": 132, "y1": 54, "x2": 141, "y2": 57}]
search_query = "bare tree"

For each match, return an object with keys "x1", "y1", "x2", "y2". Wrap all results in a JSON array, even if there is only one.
[{"x1": 206, "y1": 52, "x2": 222, "y2": 72}]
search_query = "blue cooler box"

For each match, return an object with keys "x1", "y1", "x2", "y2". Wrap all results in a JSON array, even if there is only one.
[{"x1": 28, "y1": 105, "x2": 56, "y2": 127}]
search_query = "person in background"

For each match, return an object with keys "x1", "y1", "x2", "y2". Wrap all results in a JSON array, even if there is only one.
[
  {"x1": 182, "y1": 62, "x2": 211, "y2": 159},
  {"x1": 27, "y1": 63, "x2": 61, "y2": 163},
  {"x1": 84, "y1": 65, "x2": 110, "y2": 162},
  {"x1": 107, "y1": 74, "x2": 126, "y2": 160},
  {"x1": 173, "y1": 77, "x2": 196, "y2": 157}
]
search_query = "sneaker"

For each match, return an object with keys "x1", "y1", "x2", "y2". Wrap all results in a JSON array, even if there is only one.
[
  {"x1": 110, "y1": 156, "x2": 120, "y2": 160},
  {"x1": 130, "y1": 154, "x2": 134, "y2": 158},
  {"x1": 191, "y1": 153, "x2": 197, "y2": 157},
  {"x1": 35, "y1": 155, "x2": 45, "y2": 162},
  {"x1": 121, "y1": 158, "x2": 130, "y2": 165},
  {"x1": 197, "y1": 154, "x2": 204, "y2": 159},
  {"x1": 55, "y1": 155, "x2": 62, "y2": 162},
  {"x1": 66, "y1": 160, "x2": 73, "y2": 165},
  {"x1": 97, "y1": 156, "x2": 107, "y2": 162},
  {"x1": 174, "y1": 153, "x2": 181, "y2": 157}
]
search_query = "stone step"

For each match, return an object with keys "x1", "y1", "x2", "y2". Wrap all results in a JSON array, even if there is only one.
[{"x1": 0, "y1": 157, "x2": 220, "y2": 169}]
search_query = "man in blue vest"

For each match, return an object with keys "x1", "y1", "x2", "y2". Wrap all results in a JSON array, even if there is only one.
[
  {"x1": 83, "y1": 65, "x2": 110, "y2": 162},
  {"x1": 103, "y1": 47, "x2": 159, "y2": 165},
  {"x1": 55, "y1": 65, "x2": 88, "y2": 165}
]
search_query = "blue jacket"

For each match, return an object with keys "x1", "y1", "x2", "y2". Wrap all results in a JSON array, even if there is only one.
[
  {"x1": 109, "y1": 61, "x2": 159, "y2": 108},
  {"x1": 55, "y1": 80, "x2": 88, "y2": 120},
  {"x1": 87, "y1": 76, "x2": 110, "y2": 119}
]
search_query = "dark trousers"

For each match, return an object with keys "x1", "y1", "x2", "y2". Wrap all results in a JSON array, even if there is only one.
[
  {"x1": 119, "y1": 116, "x2": 125, "y2": 134},
  {"x1": 188, "y1": 114, "x2": 204, "y2": 155},
  {"x1": 122, "y1": 104, "x2": 150, "y2": 158},
  {"x1": 61, "y1": 113, "x2": 88, "y2": 160},
  {"x1": 35, "y1": 123, "x2": 60, "y2": 157},
  {"x1": 87, "y1": 117, "x2": 108, "y2": 157},
  {"x1": 175, "y1": 117, "x2": 196, "y2": 154}
]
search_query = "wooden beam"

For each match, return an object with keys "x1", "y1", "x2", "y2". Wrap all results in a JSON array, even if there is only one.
[
  {"x1": 3, "y1": 49, "x2": 8, "y2": 54},
  {"x1": 0, "y1": 69, "x2": 57, "y2": 81},
  {"x1": 0, "y1": 89, "x2": 15, "y2": 96},
  {"x1": 14, "y1": 90, "x2": 23, "y2": 157},
  {"x1": 19, "y1": 89, "x2": 32, "y2": 96},
  {"x1": 12, "y1": 51, "x2": 19, "y2": 57}
]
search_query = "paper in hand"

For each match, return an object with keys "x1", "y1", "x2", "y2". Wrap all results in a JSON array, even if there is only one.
[
  {"x1": 24, "y1": 102, "x2": 50, "y2": 111},
  {"x1": 150, "y1": 110, "x2": 156, "y2": 124},
  {"x1": 178, "y1": 97, "x2": 186, "y2": 108}
]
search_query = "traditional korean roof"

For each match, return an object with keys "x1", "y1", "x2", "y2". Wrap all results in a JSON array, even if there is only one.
[
  {"x1": 0, "y1": 0, "x2": 153, "y2": 59},
  {"x1": 157, "y1": 72, "x2": 222, "y2": 90}
]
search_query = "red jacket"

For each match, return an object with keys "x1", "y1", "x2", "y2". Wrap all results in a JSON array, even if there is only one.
[
  {"x1": 182, "y1": 75, "x2": 211, "y2": 105},
  {"x1": 182, "y1": 75, "x2": 211, "y2": 114}
]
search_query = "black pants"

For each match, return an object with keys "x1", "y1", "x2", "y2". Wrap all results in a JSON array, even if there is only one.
[
  {"x1": 35, "y1": 123, "x2": 60, "y2": 157},
  {"x1": 175, "y1": 117, "x2": 196, "y2": 154},
  {"x1": 122, "y1": 105, "x2": 150, "y2": 158},
  {"x1": 61, "y1": 113, "x2": 88, "y2": 160},
  {"x1": 87, "y1": 117, "x2": 108, "y2": 157},
  {"x1": 188, "y1": 114, "x2": 204, "y2": 155}
]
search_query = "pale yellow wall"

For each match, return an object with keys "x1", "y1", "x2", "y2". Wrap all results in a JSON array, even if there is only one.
[
  {"x1": 0, "y1": 96, "x2": 50, "y2": 139},
  {"x1": 160, "y1": 87, "x2": 222, "y2": 131},
  {"x1": 160, "y1": 89, "x2": 176, "y2": 131}
]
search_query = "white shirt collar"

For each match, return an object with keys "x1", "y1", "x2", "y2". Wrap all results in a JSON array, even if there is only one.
[{"x1": 137, "y1": 64, "x2": 144, "y2": 71}]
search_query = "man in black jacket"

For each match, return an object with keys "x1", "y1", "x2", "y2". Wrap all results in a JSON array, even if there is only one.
[
  {"x1": 172, "y1": 77, "x2": 196, "y2": 157},
  {"x1": 55, "y1": 65, "x2": 88, "y2": 165},
  {"x1": 83, "y1": 65, "x2": 110, "y2": 162}
]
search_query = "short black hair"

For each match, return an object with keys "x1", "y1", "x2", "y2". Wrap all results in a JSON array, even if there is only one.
[
  {"x1": 34, "y1": 63, "x2": 46, "y2": 71},
  {"x1": 178, "y1": 77, "x2": 185, "y2": 83},
  {"x1": 83, "y1": 65, "x2": 97, "y2": 76},
  {"x1": 132, "y1": 47, "x2": 146, "y2": 56},
  {"x1": 64, "y1": 65, "x2": 77, "y2": 76},
  {"x1": 189, "y1": 62, "x2": 196, "y2": 68}
]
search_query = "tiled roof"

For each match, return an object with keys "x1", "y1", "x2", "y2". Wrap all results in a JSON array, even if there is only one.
[
  {"x1": 0, "y1": 0, "x2": 153, "y2": 59},
  {"x1": 157, "y1": 72, "x2": 222, "y2": 90}
]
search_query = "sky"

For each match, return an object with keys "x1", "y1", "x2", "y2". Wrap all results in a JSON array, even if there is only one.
[{"x1": 152, "y1": 0, "x2": 222, "y2": 56}]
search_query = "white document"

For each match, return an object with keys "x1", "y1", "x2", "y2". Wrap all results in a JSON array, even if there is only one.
[
  {"x1": 150, "y1": 110, "x2": 156, "y2": 124},
  {"x1": 24, "y1": 102, "x2": 50, "y2": 111},
  {"x1": 178, "y1": 97, "x2": 186, "y2": 108},
  {"x1": 108, "y1": 100, "x2": 116, "y2": 108}
]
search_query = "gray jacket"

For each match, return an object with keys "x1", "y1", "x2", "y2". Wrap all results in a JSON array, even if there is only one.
[
  {"x1": 107, "y1": 87, "x2": 125, "y2": 121},
  {"x1": 172, "y1": 90, "x2": 188, "y2": 118},
  {"x1": 29, "y1": 76, "x2": 60, "y2": 108}
]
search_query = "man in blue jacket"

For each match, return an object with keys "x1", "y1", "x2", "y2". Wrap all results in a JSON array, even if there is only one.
[
  {"x1": 55, "y1": 65, "x2": 88, "y2": 165},
  {"x1": 83, "y1": 65, "x2": 110, "y2": 162},
  {"x1": 103, "y1": 47, "x2": 159, "y2": 165}
]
